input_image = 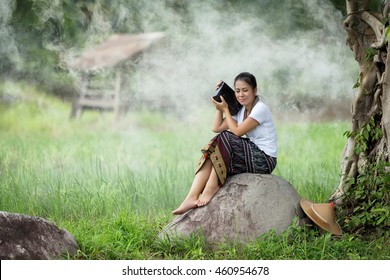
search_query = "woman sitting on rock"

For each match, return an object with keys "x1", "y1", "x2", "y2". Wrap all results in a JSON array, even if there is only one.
[{"x1": 172, "y1": 72, "x2": 277, "y2": 215}]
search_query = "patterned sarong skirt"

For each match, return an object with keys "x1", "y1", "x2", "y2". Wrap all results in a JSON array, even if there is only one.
[{"x1": 195, "y1": 130, "x2": 277, "y2": 185}]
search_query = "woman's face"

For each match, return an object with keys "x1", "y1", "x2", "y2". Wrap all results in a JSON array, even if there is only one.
[{"x1": 234, "y1": 79, "x2": 257, "y2": 106}]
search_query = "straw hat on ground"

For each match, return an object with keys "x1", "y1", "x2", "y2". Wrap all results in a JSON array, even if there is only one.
[{"x1": 300, "y1": 198, "x2": 342, "y2": 235}]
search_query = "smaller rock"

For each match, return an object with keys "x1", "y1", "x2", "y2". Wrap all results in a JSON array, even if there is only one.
[{"x1": 0, "y1": 211, "x2": 79, "y2": 260}]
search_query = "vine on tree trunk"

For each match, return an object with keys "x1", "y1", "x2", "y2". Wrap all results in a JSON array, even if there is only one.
[
  {"x1": 341, "y1": 159, "x2": 390, "y2": 236},
  {"x1": 341, "y1": 116, "x2": 390, "y2": 236}
]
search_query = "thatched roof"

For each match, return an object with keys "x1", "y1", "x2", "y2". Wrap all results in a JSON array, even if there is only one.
[{"x1": 69, "y1": 32, "x2": 165, "y2": 71}]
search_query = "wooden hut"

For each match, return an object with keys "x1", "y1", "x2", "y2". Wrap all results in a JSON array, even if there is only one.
[{"x1": 69, "y1": 32, "x2": 164, "y2": 119}]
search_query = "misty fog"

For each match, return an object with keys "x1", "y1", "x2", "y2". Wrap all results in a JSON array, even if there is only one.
[{"x1": 1, "y1": 0, "x2": 357, "y2": 121}]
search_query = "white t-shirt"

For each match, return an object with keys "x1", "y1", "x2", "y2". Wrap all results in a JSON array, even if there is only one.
[{"x1": 233, "y1": 100, "x2": 277, "y2": 158}]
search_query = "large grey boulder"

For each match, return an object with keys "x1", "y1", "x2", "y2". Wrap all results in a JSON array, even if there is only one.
[
  {"x1": 162, "y1": 173, "x2": 305, "y2": 243},
  {"x1": 0, "y1": 211, "x2": 79, "y2": 259}
]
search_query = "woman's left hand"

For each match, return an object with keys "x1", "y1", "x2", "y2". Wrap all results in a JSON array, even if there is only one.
[{"x1": 211, "y1": 95, "x2": 229, "y2": 113}]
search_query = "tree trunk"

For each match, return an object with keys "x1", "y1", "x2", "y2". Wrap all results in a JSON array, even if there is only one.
[{"x1": 329, "y1": 0, "x2": 390, "y2": 233}]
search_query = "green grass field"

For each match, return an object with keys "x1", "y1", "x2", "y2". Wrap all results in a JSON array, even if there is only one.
[{"x1": 0, "y1": 81, "x2": 388, "y2": 259}]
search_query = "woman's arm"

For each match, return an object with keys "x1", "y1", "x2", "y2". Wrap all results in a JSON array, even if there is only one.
[
  {"x1": 211, "y1": 80, "x2": 229, "y2": 133},
  {"x1": 212, "y1": 96, "x2": 259, "y2": 137},
  {"x1": 224, "y1": 109, "x2": 259, "y2": 136},
  {"x1": 212, "y1": 110, "x2": 229, "y2": 133}
]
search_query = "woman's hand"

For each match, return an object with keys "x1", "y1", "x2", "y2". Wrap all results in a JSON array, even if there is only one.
[
  {"x1": 212, "y1": 80, "x2": 229, "y2": 113},
  {"x1": 211, "y1": 95, "x2": 229, "y2": 113},
  {"x1": 215, "y1": 80, "x2": 223, "y2": 91}
]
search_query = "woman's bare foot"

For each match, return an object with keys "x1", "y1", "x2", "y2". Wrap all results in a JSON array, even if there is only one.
[
  {"x1": 172, "y1": 199, "x2": 198, "y2": 215},
  {"x1": 196, "y1": 198, "x2": 212, "y2": 207},
  {"x1": 196, "y1": 185, "x2": 220, "y2": 207}
]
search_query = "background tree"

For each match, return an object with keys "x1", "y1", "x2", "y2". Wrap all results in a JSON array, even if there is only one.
[{"x1": 330, "y1": 0, "x2": 390, "y2": 235}]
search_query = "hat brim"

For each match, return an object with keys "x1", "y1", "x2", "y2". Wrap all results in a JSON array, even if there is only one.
[{"x1": 300, "y1": 198, "x2": 342, "y2": 236}]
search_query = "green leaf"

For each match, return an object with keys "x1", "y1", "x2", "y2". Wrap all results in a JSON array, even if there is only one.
[
  {"x1": 376, "y1": 215, "x2": 386, "y2": 225},
  {"x1": 353, "y1": 80, "x2": 360, "y2": 89},
  {"x1": 371, "y1": 208, "x2": 387, "y2": 213},
  {"x1": 364, "y1": 48, "x2": 376, "y2": 62},
  {"x1": 386, "y1": 27, "x2": 390, "y2": 42}
]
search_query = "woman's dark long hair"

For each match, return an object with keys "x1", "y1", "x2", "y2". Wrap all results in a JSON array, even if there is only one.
[{"x1": 234, "y1": 72, "x2": 257, "y2": 90}]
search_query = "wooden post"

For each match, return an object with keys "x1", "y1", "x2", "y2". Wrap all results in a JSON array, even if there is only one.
[
  {"x1": 114, "y1": 68, "x2": 121, "y2": 119},
  {"x1": 69, "y1": 73, "x2": 87, "y2": 119}
]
